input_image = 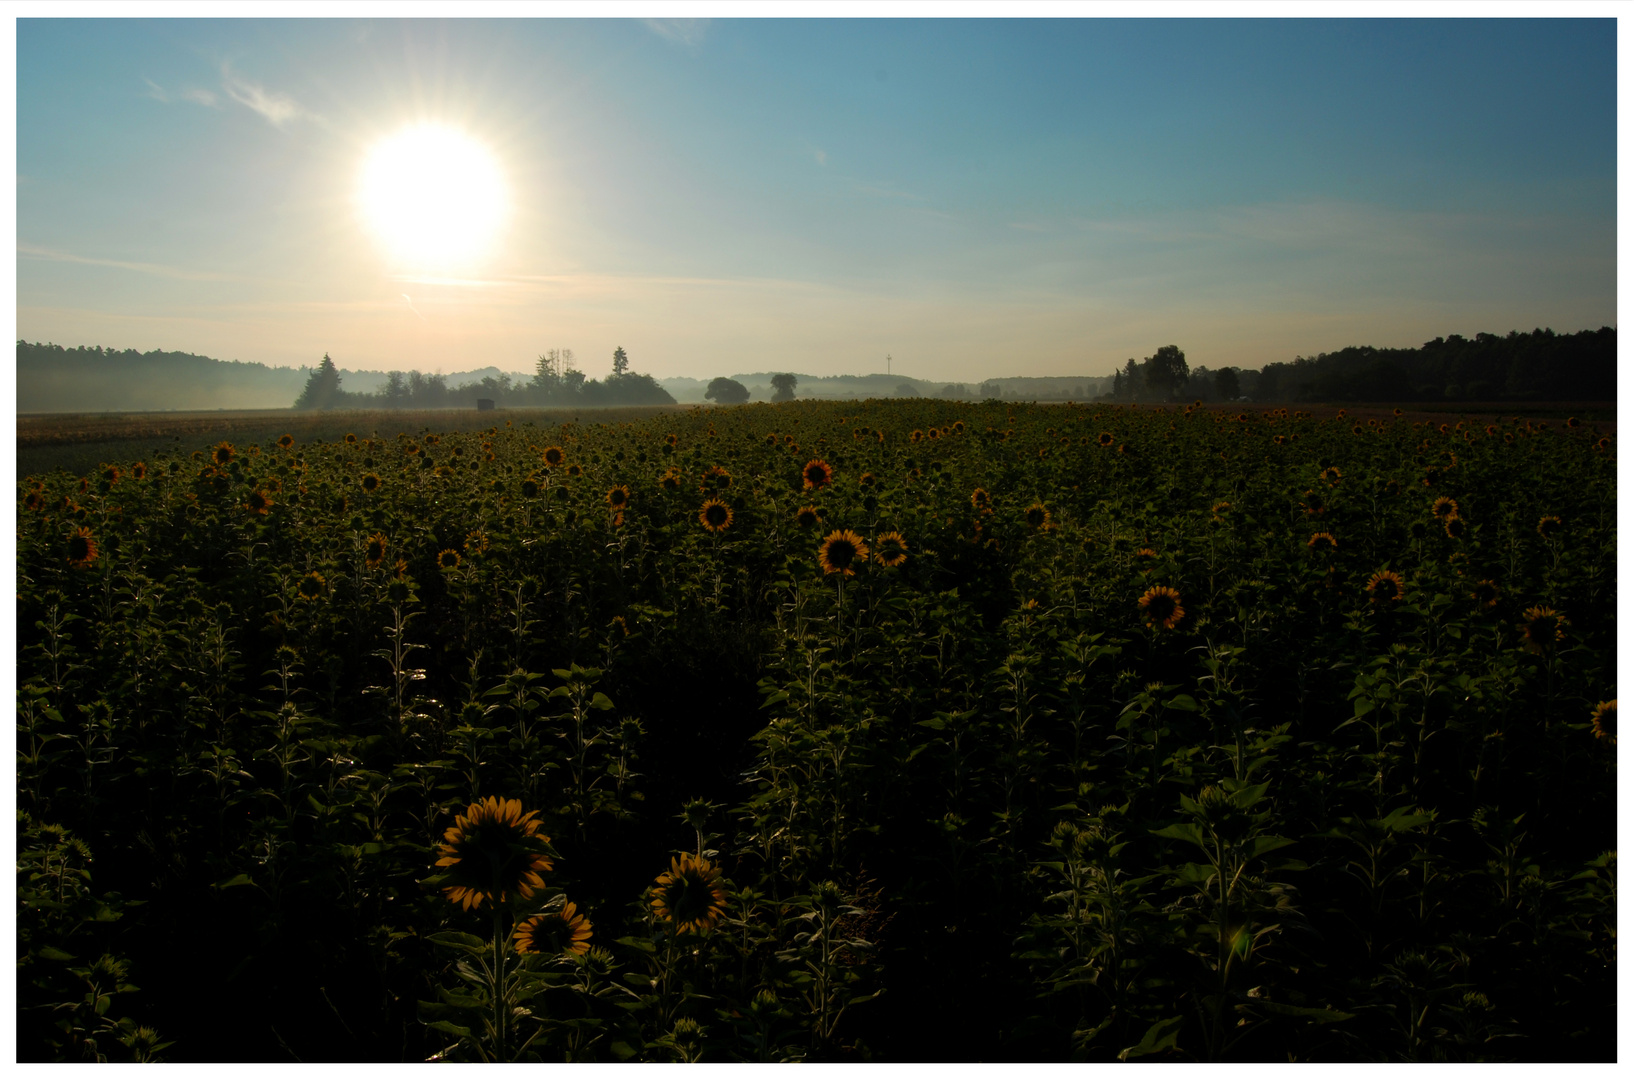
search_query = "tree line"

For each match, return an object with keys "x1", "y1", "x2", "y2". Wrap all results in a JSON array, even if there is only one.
[
  {"x1": 294, "y1": 346, "x2": 676, "y2": 410},
  {"x1": 1103, "y1": 327, "x2": 1615, "y2": 405}
]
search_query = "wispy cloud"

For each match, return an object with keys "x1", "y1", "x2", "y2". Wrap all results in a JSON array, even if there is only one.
[
  {"x1": 220, "y1": 64, "x2": 306, "y2": 128},
  {"x1": 144, "y1": 78, "x2": 219, "y2": 109},
  {"x1": 644, "y1": 19, "x2": 708, "y2": 48},
  {"x1": 18, "y1": 243, "x2": 261, "y2": 283}
]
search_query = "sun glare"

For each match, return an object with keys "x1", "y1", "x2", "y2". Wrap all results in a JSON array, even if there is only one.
[{"x1": 356, "y1": 125, "x2": 507, "y2": 270}]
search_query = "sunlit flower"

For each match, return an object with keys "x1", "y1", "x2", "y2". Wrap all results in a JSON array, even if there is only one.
[
  {"x1": 1308, "y1": 531, "x2": 1337, "y2": 552},
  {"x1": 345, "y1": 433, "x2": 357, "y2": 445},
  {"x1": 606, "y1": 485, "x2": 631, "y2": 509},
  {"x1": 1589, "y1": 700, "x2": 1616, "y2": 744},
  {"x1": 1366, "y1": 570, "x2": 1404, "y2": 604},
  {"x1": 699, "y1": 499, "x2": 733, "y2": 533},
  {"x1": 650, "y1": 853, "x2": 728, "y2": 934},
  {"x1": 278, "y1": 434, "x2": 294, "y2": 449},
  {"x1": 438, "y1": 548, "x2": 462, "y2": 571},
  {"x1": 542, "y1": 446, "x2": 565, "y2": 467},
  {"x1": 802, "y1": 459, "x2": 834, "y2": 490},
  {"x1": 874, "y1": 531, "x2": 908, "y2": 568},
  {"x1": 435, "y1": 796, "x2": 553, "y2": 912},
  {"x1": 66, "y1": 526, "x2": 98, "y2": 569},
  {"x1": 1521, "y1": 606, "x2": 1566, "y2": 653},
  {"x1": 1138, "y1": 585, "x2": 1184, "y2": 630},
  {"x1": 514, "y1": 901, "x2": 594, "y2": 956},
  {"x1": 819, "y1": 529, "x2": 869, "y2": 576},
  {"x1": 101, "y1": 465, "x2": 122, "y2": 485},
  {"x1": 909, "y1": 429, "x2": 924, "y2": 443},
  {"x1": 1432, "y1": 497, "x2": 1459, "y2": 521}
]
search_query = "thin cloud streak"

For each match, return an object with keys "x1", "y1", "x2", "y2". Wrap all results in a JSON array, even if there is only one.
[
  {"x1": 18, "y1": 243, "x2": 253, "y2": 283},
  {"x1": 220, "y1": 64, "x2": 307, "y2": 128},
  {"x1": 644, "y1": 19, "x2": 709, "y2": 49}
]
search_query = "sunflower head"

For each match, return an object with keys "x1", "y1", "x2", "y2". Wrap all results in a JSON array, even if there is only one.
[
  {"x1": 297, "y1": 571, "x2": 325, "y2": 599},
  {"x1": 1320, "y1": 466, "x2": 1342, "y2": 485},
  {"x1": 212, "y1": 441, "x2": 235, "y2": 466},
  {"x1": 1138, "y1": 585, "x2": 1184, "y2": 630},
  {"x1": 819, "y1": 529, "x2": 869, "y2": 576},
  {"x1": 1589, "y1": 700, "x2": 1616, "y2": 744},
  {"x1": 278, "y1": 434, "x2": 295, "y2": 449},
  {"x1": 1521, "y1": 606, "x2": 1566, "y2": 653},
  {"x1": 245, "y1": 489, "x2": 271, "y2": 515},
  {"x1": 1307, "y1": 531, "x2": 1337, "y2": 552},
  {"x1": 874, "y1": 531, "x2": 908, "y2": 568},
  {"x1": 360, "y1": 472, "x2": 382, "y2": 494},
  {"x1": 542, "y1": 446, "x2": 565, "y2": 467},
  {"x1": 1024, "y1": 503, "x2": 1051, "y2": 530},
  {"x1": 1536, "y1": 515, "x2": 1562, "y2": 540},
  {"x1": 522, "y1": 478, "x2": 540, "y2": 498},
  {"x1": 650, "y1": 853, "x2": 728, "y2": 934},
  {"x1": 699, "y1": 499, "x2": 733, "y2": 533},
  {"x1": 1471, "y1": 579, "x2": 1500, "y2": 609},
  {"x1": 514, "y1": 900, "x2": 594, "y2": 956},
  {"x1": 971, "y1": 487, "x2": 992, "y2": 512},
  {"x1": 1432, "y1": 496, "x2": 1459, "y2": 521},
  {"x1": 131, "y1": 462, "x2": 147, "y2": 481},
  {"x1": 438, "y1": 548, "x2": 462, "y2": 571},
  {"x1": 795, "y1": 505, "x2": 819, "y2": 528},
  {"x1": 802, "y1": 459, "x2": 834, "y2": 491},
  {"x1": 1098, "y1": 432, "x2": 1114, "y2": 447},
  {"x1": 363, "y1": 532, "x2": 389, "y2": 568},
  {"x1": 465, "y1": 531, "x2": 489, "y2": 556},
  {"x1": 660, "y1": 469, "x2": 682, "y2": 493},
  {"x1": 700, "y1": 466, "x2": 732, "y2": 492},
  {"x1": 1444, "y1": 517, "x2": 1467, "y2": 540},
  {"x1": 345, "y1": 433, "x2": 357, "y2": 445},
  {"x1": 567, "y1": 464, "x2": 583, "y2": 479},
  {"x1": 101, "y1": 465, "x2": 122, "y2": 485},
  {"x1": 434, "y1": 797, "x2": 554, "y2": 912},
  {"x1": 66, "y1": 526, "x2": 98, "y2": 569},
  {"x1": 1366, "y1": 570, "x2": 1404, "y2": 604},
  {"x1": 607, "y1": 485, "x2": 631, "y2": 509}
]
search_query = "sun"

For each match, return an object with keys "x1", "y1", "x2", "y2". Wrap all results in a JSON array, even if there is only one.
[{"x1": 356, "y1": 125, "x2": 507, "y2": 270}]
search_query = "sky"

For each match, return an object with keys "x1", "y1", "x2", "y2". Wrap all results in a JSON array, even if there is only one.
[{"x1": 13, "y1": 14, "x2": 1619, "y2": 384}]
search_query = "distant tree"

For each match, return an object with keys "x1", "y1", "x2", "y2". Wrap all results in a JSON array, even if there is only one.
[
  {"x1": 1214, "y1": 366, "x2": 1241, "y2": 401},
  {"x1": 1141, "y1": 345, "x2": 1189, "y2": 400},
  {"x1": 940, "y1": 383, "x2": 967, "y2": 399},
  {"x1": 383, "y1": 370, "x2": 407, "y2": 407},
  {"x1": 770, "y1": 373, "x2": 798, "y2": 402},
  {"x1": 706, "y1": 377, "x2": 750, "y2": 405},
  {"x1": 294, "y1": 353, "x2": 342, "y2": 410},
  {"x1": 612, "y1": 346, "x2": 629, "y2": 377},
  {"x1": 896, "y1": 382, "x2": 920, "y2": 398}
]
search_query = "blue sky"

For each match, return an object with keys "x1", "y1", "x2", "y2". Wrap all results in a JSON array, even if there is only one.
[{"x1": 15, "y1": 16, "x2": 1617, "y2": 382}]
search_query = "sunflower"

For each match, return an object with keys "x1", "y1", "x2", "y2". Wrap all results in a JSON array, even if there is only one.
[
  {"x1": 1320, "y1": 466, "x2": 1342, "y2": 485},
  {"x1": 297, "y1": 571, "x2": 325, "y2": 599},
  {"x1": 802, "y1": 459, "x2": 834, "y2": 490},
  {"x1": 1536, "y1": 515, "x2": 1562, "y2": 540},
  {"x1": 465, "y1": 531, "x2": 489, "y2": 555},
  {"x1": 66, "y1": 526, "x2": 98, "y2": 569},
  {"x1": 361, "y1": 473, "x2": 382, "y2": 494},
  {"x1": 700, "y1": 465, "x2": 733, "y2": 492},
  {"x1": 438, "y1": 548, "x2": 462, "y2": 571},
  {"x1": 1471, "y1": 579, "x2": 1500, "y2": 609},
  {"x1": 344, "y1": 433, "x2": 357, "y2": 445},
  {"x1": 971, "y1": 488, "x2": 992, "y2": 512},
  {"x1": 362, "y1": 532, "x2": 388, "y2": 568},
  {"x1": 514, "y1": 901, "x2": 594, "y2": 956},
  {"x1": 1138, "y1": 585, "x2": 1184, "y2": 630},
  {"x1": 858, "y1": 471, "x2": 877, "y2": 489},
  {"x1": 909, "y1": 429, "x2": 924, "y2": 443},
  {"x1": 246, "y1": 489, "x2": 272, "y2": 515},
  {"x1": 650, "y1": 853, "x2": 728, "y2": 934},
  {"x1": 606, "y1": 485, "x2": 631, "y2": 509},
  {"x1": 434, "y1": 796, "x2": 554, "y2": 912},
  {"x1": 1521, "y1": 606, "x2": 1566, "y2": 653},
  {"x1": 277, "y1": 434, "x2": 295, "y2": 449},
  {"x1": 1301, "y1": 490, "x2": 1326, "y2": 516},
  {"x1": 819, "y1": 529, "x2": 869, "y2": 576},
  {"x1": 699, "y1": 499, "x2": 733, "y2": 532},
  {"x1": 567, "y1": 464, "x2": 583, "y2": 479},
  {"x1": 542, "y1": 446, "x2": 565, "y2": 467},
  {"x1": 1589, "y1": 700, "x2": 1616, "y2": 744},
  {"x1": 521, "y1": 478, "x2": 540, "y2": 498},
  {"x1": 1444, "y1": 517, "x2": 1467, "y2": 540},
  {"x1": 102, "y1": 465, "x2": 122, "y2": 485},
  {"x1": 874, "y1": 531, "x2": 908, "y2": 568},
  {"x1": 131, "y1": 462, "x2": 148, "y2": 481},
  {"x1": 1210, "y1": 501, "x2": 1231, "y2": 522},
  {"x1": 1307, "y1": 532, "x2": 1337, "y2": 553},
  {"x1": 1431, "y1": 496, "x2": 1460, "y2": 521},
  {"x1": 212, "y1": 441, "x2": 235, "y2": 466},
  {"x1": 1098, "y1": 432, "x2": 1114, "y2": 447},
  {"x1": 952, "y1": 420, "x2": 965, "y2": 435},
  {"x1": 796, "y1": 505, "x2": 820, "y2": 528},
  {"x1": 1366, "y1": 570, "x2": 1405, "y2": 604},
  {"x1": 1020, "y1": 502, "x2": 1053, "y2": 529}
]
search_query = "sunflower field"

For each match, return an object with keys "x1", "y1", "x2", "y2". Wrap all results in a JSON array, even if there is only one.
[{"x1": 16, "y1": 400, "x2": 1616, "y2": 1062}]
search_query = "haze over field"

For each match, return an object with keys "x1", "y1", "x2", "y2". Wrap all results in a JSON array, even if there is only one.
[{"x1": 17, "y1": 17, "x2": 1616, "y2": 385}]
